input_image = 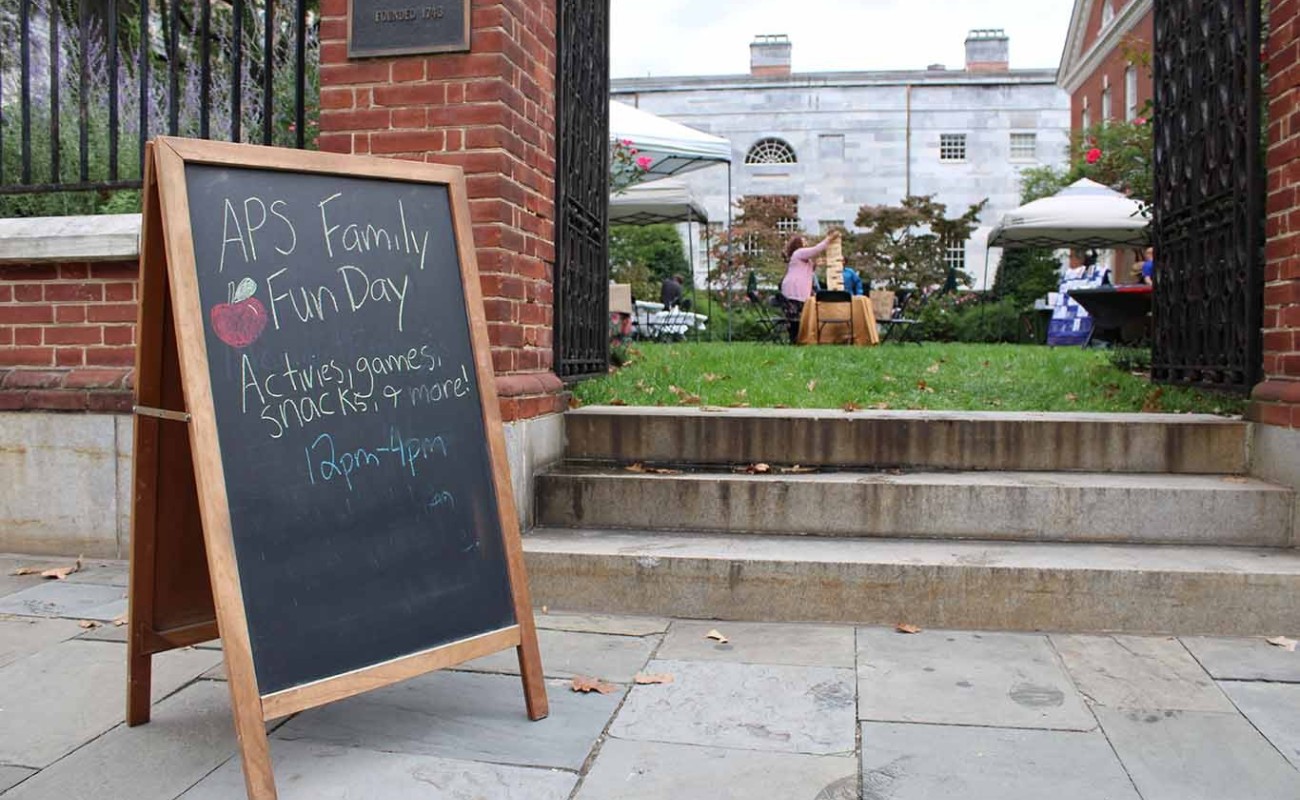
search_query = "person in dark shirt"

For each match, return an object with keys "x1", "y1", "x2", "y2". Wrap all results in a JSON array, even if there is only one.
[{"x1": 661, "y1": 274, "x2": 684, "y2": 308}]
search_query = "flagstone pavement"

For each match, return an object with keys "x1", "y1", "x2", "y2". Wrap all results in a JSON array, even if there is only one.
[{"x1": 0, "y1": 553, "x2": 1297, "y2": 799}]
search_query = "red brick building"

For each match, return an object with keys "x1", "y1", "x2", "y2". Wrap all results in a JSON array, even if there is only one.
[{"x1": 1058, "y1": 0, "x2": 1154, "y2": 130}]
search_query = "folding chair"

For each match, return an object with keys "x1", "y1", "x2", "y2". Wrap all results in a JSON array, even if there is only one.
[
  {"x1": 880, "y1": 290, "x2": 924, "y2": 345},
  {"x1": 814, "y1": 290, "x2": 854, "y2": 344}
]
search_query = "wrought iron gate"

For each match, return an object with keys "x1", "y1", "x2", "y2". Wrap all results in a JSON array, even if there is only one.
[
  {"x1": 1151, "y1": 0, "x2": 1264, "y2": 392},
  {"x1": 553, "y1": 0, "x2": 611, "y2": 380}
]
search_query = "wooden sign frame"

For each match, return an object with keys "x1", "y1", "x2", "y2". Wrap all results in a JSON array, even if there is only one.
[{"x1": 127, "y1": 137, "x2": 548, "y2": 800}]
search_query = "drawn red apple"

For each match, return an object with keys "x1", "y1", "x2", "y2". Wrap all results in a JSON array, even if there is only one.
[{"x1": 211, "y1": 277, "x2": 268, "y2": 349}]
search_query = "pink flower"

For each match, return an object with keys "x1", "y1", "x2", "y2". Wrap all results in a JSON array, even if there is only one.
[
  {"x1": 1134, "y1": 116, "x2": 1147, "y2": 126},
  {"x1": 636, "y1": 155, "x2": 653, "y2": 170},
  {"x1": 1085, "y1": 147, "x2": 1102, "y2": 164},
  {"x1": 620, "y1": 138, "x2": 633, "y2": 146},
  {"x1": 628, "y1": 147, "x2": 638, "y2": 155}
]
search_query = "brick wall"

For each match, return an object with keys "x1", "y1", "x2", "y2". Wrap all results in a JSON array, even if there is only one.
[
  {"x1": 317, "y1": 0, "x2": 565, "y2": 422},
  {"x1": 0, "y1": 260, "x2": 136, "y2": 411},
  {"x1": 1253, "y1": 0, "x2": 1300, "y2": 427}
]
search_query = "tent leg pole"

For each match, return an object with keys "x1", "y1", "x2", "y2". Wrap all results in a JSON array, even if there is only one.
[{"x1": 726, "y1": 164, "x2": 733, "y2": 343}]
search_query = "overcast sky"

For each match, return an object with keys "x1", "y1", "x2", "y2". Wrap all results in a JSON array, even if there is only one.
[{"x1": 610, "y1": 0, "x2": 1076, "y2": 78}]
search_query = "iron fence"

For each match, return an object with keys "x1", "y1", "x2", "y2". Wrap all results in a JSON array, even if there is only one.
[{"x1": 0, "y1": 0, "x2": 318, "y2": 198}]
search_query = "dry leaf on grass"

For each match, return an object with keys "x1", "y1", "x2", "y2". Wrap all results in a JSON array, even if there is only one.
[
  {"x1": 872, "y1": 402, "x2": 891, "y2": 410},
  {"x1": 1065, "y1": 393, "x2": 1079, "y2": 403},
  {"x1": 634, "y1": 672, "x2": 675, "y2": 685},
  {"x1": 609, "y1": 398, "x2": 627, "y2": 406},
  {"x1": 42, "y1": 559, "x2": 82, "y2": 580},
  {"x1": 773, "y1": 403, "x2": 791, "y2": 409},
  {"x1": 728, "y1": 402, "x2": 751, "y2": 408},
  {"x1": 570, "y1": 675, "x2": 618, "y2": 694},
  {"x1": 1141, "y1": 388, "x2": 1165, "y2": 413},
  {"x1": 807, "y1": 380, "x2": 818, "y2": 392},
  {"x1": 78, "y1": 620, "x2": 99, "y2": 629},
  {"x1": 925, "y1": 363, "x2": 941, "y2": 374},
  {"x1": 882, "y1": 375, "x2": 895, "y2": 382},
  {"x1": 843, "y1": 402, "x2": 862, "y2": 412},
  {"x1": 915, "y1": 380, "x2": 935, "y2": 394},
  {"x1": 702, "y1": 373, "x2": 728, "y2": 383},
  {"x1": 1266, "y1": 635, "x2": 1297, "y2": 652},
  {"x1": 895, "y1": 623, "x2": 922, "y2": 634},
  {"x1": 567, "y1": 396, "x2": 583, "y2": 409},
  {"x1": 706, "y1": 629, "x2": 729, "y2": 643}
]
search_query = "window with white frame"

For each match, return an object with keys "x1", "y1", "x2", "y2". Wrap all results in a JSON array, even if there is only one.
[
  {"x1": 1010, "y1": 132, "x2": 1037, "y2": 160},
  {"x1": 1102, "y1": 76, "x2": 1112, "y2": 122},
  {"x1": 944, "y1": 238, "x2": 966, "y2": 275},
  {"x1": 1125, "y1": 66, "x2": 1139, "y2": 121},
  {"x1": 940, "y1": 133, "x2": 967, "y2": 162},
  {"x1": 776, "y1": 217, "x2": 800, "y2": 235},
  {"x1": 1082, "y1": 97, "x2": 1091, "y2": 130},
  {"x1": 745, "y1": 138, "x2": 798, "y2": 164}
]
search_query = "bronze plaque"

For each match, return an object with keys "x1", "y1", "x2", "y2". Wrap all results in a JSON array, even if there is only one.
[{"x1": 348, "y1": 0, "x2": 470, "y2": 59}]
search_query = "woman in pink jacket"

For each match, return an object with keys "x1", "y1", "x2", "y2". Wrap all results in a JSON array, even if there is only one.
[{"x1": 778, "y1": 230, "x2": 840, "y2": 343}]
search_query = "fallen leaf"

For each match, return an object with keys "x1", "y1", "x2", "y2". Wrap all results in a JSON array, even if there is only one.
[
  {"x1": 773, "y1": 403, "x2": 790, "y2": 409},
  {"x1": 882, "y1": 375, "x2": 895, "y2": 382},
  {"x1": 609, "y1": 398, "x2": 627, "y2": 406},
  {"x1": 872, "y1": 401, "x2": 891, "y2": 410},
  {"x1": 112, "y1": 613, "x2": 128, "y2": 627},
  {"x1": 735, "y1": 389, "x2": 748, "y2": 399},
  {"x1": 843, "y1": 402, "x2": 861, "y2": 412},
  {"x1": 706, "y1": 629, "x2": 729, "y2": 643},
  {"x1": 1065, "y1": 393, "x2": 1079, "y2": 402},
  {"x1": 625, "y1": 463, "x2": 647, "y2": 473},
  {"x1": 78, "y1": 620, "x2": 99, "y2": 629},
  {"x1": 570, "y1": 675, "x2": 618, "y2": 694},
  {"x1": 926, "y1": 363, "x2": 941, "y2": 374},
  {"x1": 634, "y1": 672, "x2": 675, "y2": 685},
  {"x1": 1141, "y1": 387, "x2": 1165, "y2": 413},
  {"x1": 1266, "y1": 635, "x2": 1297, "y2": 652},
  {"x1": 646, "y1": 467, "x2": 681, "y2": 475},
  {"x1": 701, "y1": 406, "x2": 729, "y2": 413},
  {"x1": 567, "y1": 396, "x2": 583, "y2": 409},
  {"x1": 981, "y1": 360, "x2": 991, "y2": 368},
  {"x1": 10, "y1": 566, "x2": 41, "y2": 576},
  {"x1": 702, "y1": 373, "x2": 728, "y2": 383},
  {"x1": 541, "y1": 605, "x2": 548, "y2": 614},
  {"x1": 728, "y1": 402, "x2": 751, "y2": 408},
  {"x1": 747, "y1": 463, "x2": 772, "y2": 474},
  {"x1": 895, "y1": 623, "x2": 922, "y2": 634},
  {"x1": 41, "y1": 559, "x2": 82, "y2": 580},
  {"x1": 915, "y1": 380, "x2": 934, "y2": 394},
  {"x1": 779, "y1": 465, "x2": 817, "y2": 474},
  {"x1": 1221, "y1": 476, "x2": 1249, "y2": 484},
  {"x1": 807, "y1": 380, "x2": 818, "y2": 392}
]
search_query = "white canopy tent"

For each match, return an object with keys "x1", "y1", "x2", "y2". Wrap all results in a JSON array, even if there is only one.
[
  {"x1": 608, "y1": 178, "x2": 708, "y2": 225},
  {"x1": 988, "y1": 178, "x2": 1150, "y2": 250},
  {"x1": 609, "y1": 100, "x2": 732, "y2": 180}
]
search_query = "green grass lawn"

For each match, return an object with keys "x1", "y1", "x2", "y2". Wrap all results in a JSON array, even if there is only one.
[{"x1": 571, "y1": 343, "x2": 1246, "y2": 415}]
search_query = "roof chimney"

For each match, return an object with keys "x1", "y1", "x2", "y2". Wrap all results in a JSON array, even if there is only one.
[
  {"x1": 965, "y1": 29, "x2": 1009, "y2": 72},
  {"x1": 750, "y1": 34, "x2": 792, "y2": 77}
]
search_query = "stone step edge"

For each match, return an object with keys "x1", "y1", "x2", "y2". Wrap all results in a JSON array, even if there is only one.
[{"x1": 522, "y1": 529, "x2": 1300, "y2": 635}]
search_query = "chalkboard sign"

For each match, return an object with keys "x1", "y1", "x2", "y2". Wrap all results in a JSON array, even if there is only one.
[{"x1": 128, "y1": 138, "x2": 546, "y2": 800}]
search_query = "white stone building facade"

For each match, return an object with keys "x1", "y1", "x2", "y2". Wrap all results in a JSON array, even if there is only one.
[{"x1": 611, "y1": 31, "x2": 1072, "y2": 290}]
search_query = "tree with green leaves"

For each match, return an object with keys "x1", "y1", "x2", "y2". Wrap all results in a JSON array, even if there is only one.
[
  {"x1": 609, "y1": 223, "x2": 688, "y2": 302},
  {"x1": 849, "y1": 195, "x2": 987, "y2": 290}
]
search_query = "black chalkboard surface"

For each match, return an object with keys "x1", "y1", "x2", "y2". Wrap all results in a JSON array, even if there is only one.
[{"x1": 183, "y1": 163, "x2": 516, "y2": 695}]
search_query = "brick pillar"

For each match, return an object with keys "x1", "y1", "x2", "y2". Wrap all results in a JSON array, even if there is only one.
[
  {"x1": 1253, "y1": 0, "x2": 1300, "y2": 426},
  {"x1": 317, "y1": 0, "x2": 565, "y2": 422}
]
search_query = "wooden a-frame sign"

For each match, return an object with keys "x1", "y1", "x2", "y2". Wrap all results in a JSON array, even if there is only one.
[{"x1": 127, "y1": 137, "x2": 548, "y2": 800}]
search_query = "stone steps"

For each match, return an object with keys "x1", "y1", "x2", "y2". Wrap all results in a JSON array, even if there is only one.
[
  {"x1": 536, "y1": 467, "x2": 1295, "y2": 547},
  {"x1": 522, "y1": 528, "x2": 1300, "y2": 635},
  {"x1": 563, "y1": 407, "x2": 1250, "y2": 474}
]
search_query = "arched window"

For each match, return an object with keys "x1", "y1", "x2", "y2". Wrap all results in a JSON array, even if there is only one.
[{"x1": 745, "y1": 138, "x2": 797, "y2": 165}]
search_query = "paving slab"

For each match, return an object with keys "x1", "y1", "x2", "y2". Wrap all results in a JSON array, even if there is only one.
[
  {"x1": 1219, "y1": 681, "x2": 1300, "y2": 770},
  {"x1": 1182, "y1": 635, "x2": 1300, "y2": 682},
  {"x1": 1051, "y1": 634, "x2": 1233, "y2": 711},
  {"x1": 0, "y1": 583, "x2": 126, "y2": 622},
  {"x1": 0, "y1": 639, "x2": 221, "y2": 768},
  {"x1": 534, "y1": 611, "x2": 669, "y2": 637},
  {"x1": 0, "y1": 617, "x2": 83, "y2": 669},
  {"x1": 859, "y1": 721, "x2": 1140, "y2": 799},
  {"x1": 63, "y1": 561, "x2": 129, "y2": 587},
  {"x1": 3, "y1": 682, "x2": 236, "y2": 800},
  {"x1": 274, "y1": 672, "x2": 621, "y2": 771},
  {"x1": 857, "y1": 628, "x2": 1095, "y2": 730},
  {"x1": 0, "y1": 766, "x2": 36, "y2": 793},
  {"x1": 656, "y1": 620, "x2": 855, "y2": 668},
  {"x1": 575, "y1": 738, "x2": 856, "y2": 800},
  {"x1": 0, "y1": 556, "x2": 46, "y2": 599},
  {"x1": 1096, "y1": 708, "x2": 1300, "y2": 800},
  {"x1": 180, "y1": 739, "x2": 576, "y2": 800},
  {"x1": 609, "y1": 659, "x2": 856, "y2": 755},
  {"x1": 456, "y1": 628, "x2": 658, "y2": 683}
]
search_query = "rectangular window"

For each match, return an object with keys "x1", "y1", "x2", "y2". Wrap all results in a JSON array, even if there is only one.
[
  {"x1": 818, "y1": 134, "x2": 845, "y2": 159},
  {"x1": 944, "y1": 239, "x2": 967, "y2": 275},
  {"x1": 1102, "y1": 81, "x2": 1112, "y2": 122},
  {"x1": 1010, "y1": 132, "x2": 1037, "y2": 160},
  {"x1": 1081, "y1": 98, "x2": 1091, "y2": 130},
  {"x1": 940, "y1": 133, "x2": 967, "y2": 162},
  {"x1": 776, "y1": 217, "x2": 800, "y2": 235},
  {"x1": 1125, "y1": 67, "x2": 1139, "y2": 121}
]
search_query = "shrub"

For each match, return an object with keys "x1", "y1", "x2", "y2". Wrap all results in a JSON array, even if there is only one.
[{"x1": 953, "y1": 298, "x2": 1023, "y2": 343}]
